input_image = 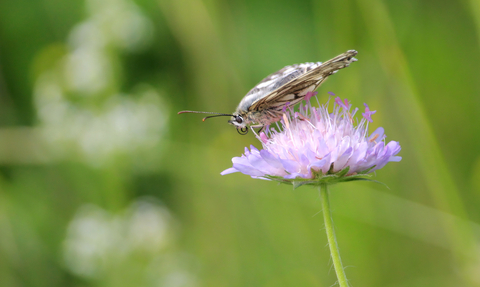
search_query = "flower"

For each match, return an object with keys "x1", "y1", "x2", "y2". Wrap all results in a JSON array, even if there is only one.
[{"x1": 221, "y1": 92, "x2": 401, "y2": 187}]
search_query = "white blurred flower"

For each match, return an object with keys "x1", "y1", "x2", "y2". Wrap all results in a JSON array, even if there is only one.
[
  {"x1": 84, "y1": 0, "x2": 153, "y2": 51},
  {"x1": 64, "y1": 47, "x2": 111, "y2": 95},
  {"x1": 63, "y1": 199, "x2": 197, "y2": 286},
  {"x1": 33, "y1": 0, "x2": 166, "y2": 168}
]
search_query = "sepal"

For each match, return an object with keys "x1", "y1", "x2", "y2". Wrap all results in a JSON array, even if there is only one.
[{"x1": 262, "y1": 166, "x2": 383, "y2": 189}]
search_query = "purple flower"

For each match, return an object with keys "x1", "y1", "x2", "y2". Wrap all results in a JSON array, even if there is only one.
[
  {"x1": 221, "y1": 93, "x2": 401, "y2": 186},
  {"x1": 362, "y1": 103, "x2": 376, "y2": 123}
]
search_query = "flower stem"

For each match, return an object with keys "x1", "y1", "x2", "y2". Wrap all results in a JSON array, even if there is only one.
[{"x1": 320, "y1": 183, "x2": 349, "y2": 287}]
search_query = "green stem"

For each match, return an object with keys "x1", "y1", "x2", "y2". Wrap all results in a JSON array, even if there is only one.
[{"x1": 320, "y1": 183, "x2": 349, "y2": 287}]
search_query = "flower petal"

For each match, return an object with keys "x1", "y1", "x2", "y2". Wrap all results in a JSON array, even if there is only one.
[
  {"x1": 279, "y1": 158, "x2": 301, "y2": 174},
  {"x1": 220, "y1": 167, "x2": 239, "y2": 175},
  {"x1": 232, "y1": 163, "x2": 265, "y2": 177},
  {"x1": 247, "y1": 152, "x2": 281, "y2": 175},
  {"x1": 369, "y1": 127, "x2": 385, "y2": 142},
  {"x1": 260, "y1": 150, "x2": 284, "y2": 170},
  {"x1": 332, "y1": 147, "x2": 352, "y2": 172}
]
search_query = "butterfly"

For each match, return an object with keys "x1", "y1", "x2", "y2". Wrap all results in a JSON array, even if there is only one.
[{"x1": 178, "y1": 50, "x2": 358, "y2": 135}]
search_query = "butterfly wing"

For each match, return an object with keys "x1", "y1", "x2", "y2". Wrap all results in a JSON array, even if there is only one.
[
  {"x1": 234, "y1": 63, "x2": 321, "y2": 114},
  {"x1": 247, "y1": 50, "x2": 358, "y2": 112}
]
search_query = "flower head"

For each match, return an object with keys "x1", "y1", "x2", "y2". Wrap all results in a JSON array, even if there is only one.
[{"x1": 221, "y1": 92, "x2": 401, "y2": 187}]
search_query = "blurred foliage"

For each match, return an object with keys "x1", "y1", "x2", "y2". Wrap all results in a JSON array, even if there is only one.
[{"x1": 0, "y1": 0, "x2": 480, "y2": 286}]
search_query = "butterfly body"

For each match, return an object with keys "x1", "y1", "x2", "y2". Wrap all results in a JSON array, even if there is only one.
[{"x1": 179, "y1": 50, "x2": 358, "y2": 134}]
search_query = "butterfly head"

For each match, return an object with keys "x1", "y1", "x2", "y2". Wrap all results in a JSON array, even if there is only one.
[
  {"x1": 177, "y1": 110, "x2": 249, "y2": 135},
  {"x1": 228, "y1": 114, "x2": 249, "y2": 135}
]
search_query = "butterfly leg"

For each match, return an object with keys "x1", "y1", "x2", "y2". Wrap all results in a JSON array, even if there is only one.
[
  {"x1": 257, "y1": 125, "x2": 266, "y2": 134},
  {"x1": 248, "y1": 124, "x2": 265, "y2": 137}
]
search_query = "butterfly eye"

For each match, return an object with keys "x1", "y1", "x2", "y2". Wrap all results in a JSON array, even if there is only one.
[{"x1": 235, "y1": 116, "x2": 243, "y2": 124}]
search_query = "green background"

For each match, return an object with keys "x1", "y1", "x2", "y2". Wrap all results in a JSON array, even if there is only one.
[{"x1": 1, "y1": 0, "x2": 480, "y2": 286}]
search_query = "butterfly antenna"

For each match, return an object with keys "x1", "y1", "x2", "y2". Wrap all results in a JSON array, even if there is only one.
[
  {"x1": 201, "y1": 114, "x2": 234, "y2": 121},
  {"x1": 177, "y1": 110, "x2": 234, "y2": 122}
]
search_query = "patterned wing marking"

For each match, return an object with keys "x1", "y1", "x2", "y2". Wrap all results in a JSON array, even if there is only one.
[
  {"x1": 234, "y1": 62, "x2": 322, "y2": 114},
  {"x1": 251, "y1": 62, "x2": 321, "y2": 89},
  {"x1": 248, "y1": 50, "x2": 358, "y2": 112}
]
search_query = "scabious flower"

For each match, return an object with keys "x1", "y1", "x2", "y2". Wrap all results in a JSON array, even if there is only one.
[{"x1": 221, "y1": 92, "x2": 401, "y2": 187}]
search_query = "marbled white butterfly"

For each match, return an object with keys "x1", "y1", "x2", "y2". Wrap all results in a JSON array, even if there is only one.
[{"x1": 179, "y1": 50, "x2": 358, "y2": 135}]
